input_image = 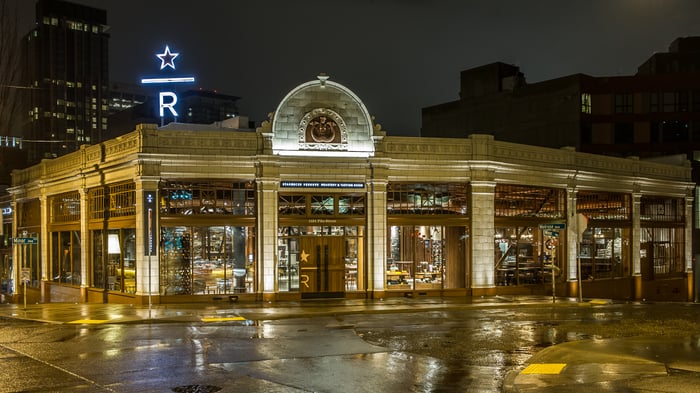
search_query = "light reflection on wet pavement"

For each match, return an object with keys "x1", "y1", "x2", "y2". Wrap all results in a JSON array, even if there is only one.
[{"x1": 2, "y1": 299, "x2": 700, "y2": 392}]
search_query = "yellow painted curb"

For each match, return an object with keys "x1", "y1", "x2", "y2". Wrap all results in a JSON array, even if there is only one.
[
  {"x1": 67, "y1": 319, "x2": 110, "y2": 324},
  {"x1": 521, "y1": 363, "x2": 567, "y2": 375}
]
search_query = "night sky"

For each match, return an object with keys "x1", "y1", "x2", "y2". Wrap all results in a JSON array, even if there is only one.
[{"x1": 14, "y1": 0, "x2": 700, "y2": 136}]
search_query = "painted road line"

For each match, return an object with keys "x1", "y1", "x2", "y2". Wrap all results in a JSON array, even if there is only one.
[
  {"x1": 67, "y1": 319, "x2": 110, "y2": 324},
  {"x1": 201, "y1": 316, "x2": 246, "y2": 322},
  {"x1": 521, "y1": 363, "x2": 567, "y2": 375}
]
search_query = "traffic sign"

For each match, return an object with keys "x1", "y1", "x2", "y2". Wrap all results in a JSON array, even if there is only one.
[
  {"x1": 21, "y1": 268, "x2": 30, "y2": 283},
  {"x1": 538, "y1": 223, "x2": 566, "y2": 230},
  {"x1": 14, "y1": 237, "x2": 38, "y2": 245}
]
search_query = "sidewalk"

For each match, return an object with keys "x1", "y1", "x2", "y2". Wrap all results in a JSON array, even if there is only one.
[{"x1": 0, "y1": 295, "x2": 569, "y2": 324}]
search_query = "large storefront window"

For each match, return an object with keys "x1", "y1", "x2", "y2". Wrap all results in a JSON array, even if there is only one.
[
  {"x1": 386, "y1": 182, "x2": 469, "y2": 291},
  {"x1": 577, "y1": 191, "x2": 631, "y2": 280},
  {"x1": 49, "y1": 191, "x2": 81, "y2": 286},
  {"x1": 91, "y1": 229, "x2": 136, "y2": 293},
  {"x1": 640, "y1": 196, "x2": 685, "y2": 277},
  {"x1": 387, "y1": 183, "x2": 468, "y2": 215},
  {"x1": 160, "y1": 226, "x2": 255, "y2": 295},
  {"x1": 159, "y1": 180, "x2": 257, "y2": 296},
  {"x1": 160, "y1": 181, "x2": 255, "y2": 216},
  {"x1": 495, "y1": 226, "x2": 561, "y2": 286},
  {"x1": 387, "y1": 225, "x2": 468, "y2": 290},
  {"x1": 579, "y1": 227, "x2": 629, "y2": 279},
  {"x1": 17, "y1": 199, "x2": 41, "y2": 289},
  {"x1": 88, "y1": 182, "x2": 136, "y2": 292},
  {"x1": 494, "y1": 184, "x2": 566, "y2": 286},
  {"x1": 51, "y1": 231, "x2": 81, "y2": 285}
]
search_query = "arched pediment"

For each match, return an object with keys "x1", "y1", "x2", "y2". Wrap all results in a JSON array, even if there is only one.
[{"x1": 270, "y1": 75, "x2": 375, "y2": 157}]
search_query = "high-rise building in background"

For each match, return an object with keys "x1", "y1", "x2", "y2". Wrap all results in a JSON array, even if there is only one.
[{"x1": 21, "y1": 0, "x2": 109, "y2": 164}]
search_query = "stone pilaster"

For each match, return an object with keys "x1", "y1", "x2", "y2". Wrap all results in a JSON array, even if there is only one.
[
  {"x1": 39, "y1": 194, "x2": 49, "y2": 300},
  {"x1": 566, "y1": 188, "x2": 579, "y2": 281},
  {"x1": 631, "y1": 193, "x2": 642, "y2": 276},
  {"x1": 685, "y1": 193, "x2": 694, "y2": 301},
  {"x1": 367, "y1": 178, "x2": 387, "y2": 293},
  {"x1": 685, "y1": 194, "x2": 694, "y2": 272},
  {"x1": 135, "y1": 179, "x2": 159, "y2": 298},
  {"x1": 631, "y1": 192, "x2": 642, "y2": 300},
  {"x1": 470, "y1": 181, "x2": 495, "y2": 288},
  {"x1": 256, "y1": 178, "x2": 279, "y2": 296},
  {"x1": 79, "y1": 186, "x2": 89, "y2": 298}
]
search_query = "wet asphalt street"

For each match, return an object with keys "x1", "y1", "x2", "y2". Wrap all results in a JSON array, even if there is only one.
[{"x1": 0, "y1": 296, "x2": 699, "y2": 392}]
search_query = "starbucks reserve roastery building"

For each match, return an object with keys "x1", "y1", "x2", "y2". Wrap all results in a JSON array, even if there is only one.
[{"x1": 7, "y1": 76, "x2": 695, "y2": 304}]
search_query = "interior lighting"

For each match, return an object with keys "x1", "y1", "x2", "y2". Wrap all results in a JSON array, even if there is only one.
[{"x1": 108, "y1": 234, "x2": 121, "y2": 254}]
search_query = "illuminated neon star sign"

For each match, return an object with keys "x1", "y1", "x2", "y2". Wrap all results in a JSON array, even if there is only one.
[{"x1": 156, "y1": 45, "x2": 179, "y2": 70}]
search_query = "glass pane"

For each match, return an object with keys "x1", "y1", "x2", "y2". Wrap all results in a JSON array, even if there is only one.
[
  {"x1": 345, "y1": 234, "x2": 358, "y2": 291},
  {"x1": 311, "y1": 195, "x2": 334, "y2": 215},
  {"x1": 92, "y1": 230, "x2": 104, "y2": 288},
  {"x1": 70, "y1": 231, "x2": 81, "y2": 285},
  {"x1": 51, "y1": 232, "x2": 59, "y2": 282},
  {"x1": 160, "y1": 226, "x2": 191, "y2": 295},
  {"x1": 277, "y1": 230, "x2": 299, "y2": 292},
  {"x1": 122, "y1": 229, "x2": 136, "y2": 293}
]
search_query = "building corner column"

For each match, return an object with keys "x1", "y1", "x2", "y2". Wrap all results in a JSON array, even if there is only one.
[
  {"x1": 135, "y1": 179, "x2": 160, "y2": 303},
  {"x1": 470, "y1": 180, "x2": 496, "y2": 294},
  {"x1": 79, "y1": 185, "x2": 89, "y2": 302},
  {"x1": 39, "y1": 194, "x2": 49, "y2": 303},
  {"x1": 367, "y1": 177, "x2": 387, "y2": 297},
  {"x1": 685, "y1": 193, "x2": 694, "y2": 301},
  {"x1": 256, "y1": 178, "x2": 279, "y2": 301},
  {"x1": 565, "y1": 187, "x2": 579, "y2": 298},
  {"x1": 632, "y1": 192, "x2": 642, "y2": 300}
]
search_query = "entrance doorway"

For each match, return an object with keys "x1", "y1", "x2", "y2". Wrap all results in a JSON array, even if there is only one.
[{"x1": 299, "y1": 236, "x2": 345, "y2": 298}]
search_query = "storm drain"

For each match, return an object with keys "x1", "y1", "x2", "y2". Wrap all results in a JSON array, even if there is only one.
[{"x1": 171, "y1": 385, "x2": 222, "y2": 393}]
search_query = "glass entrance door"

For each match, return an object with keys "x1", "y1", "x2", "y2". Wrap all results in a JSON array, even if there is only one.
[{"x1": 299, "y1": 236, "x2": 345, "y2": 298}]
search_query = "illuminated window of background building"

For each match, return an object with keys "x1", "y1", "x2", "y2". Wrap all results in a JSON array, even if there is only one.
[{"x1": 581, "y1": 93, "x2": 592, "y2": 114}]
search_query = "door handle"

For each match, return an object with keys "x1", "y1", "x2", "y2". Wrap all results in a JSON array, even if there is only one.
[
  {"x1": 324, "y1": 244, "x2": 329, "y2": 291},
  {"x1": 316, "y1": 245, "x2": 321, "y2": 292}
]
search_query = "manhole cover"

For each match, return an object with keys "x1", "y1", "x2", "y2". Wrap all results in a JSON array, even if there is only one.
[{"x1": 172, "y1": 385, "x2": 222, "y2": 393}]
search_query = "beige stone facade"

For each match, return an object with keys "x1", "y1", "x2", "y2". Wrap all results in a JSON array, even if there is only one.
[{"x1": 7, "y1": 76, "x2": 695, "y2": 304}]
